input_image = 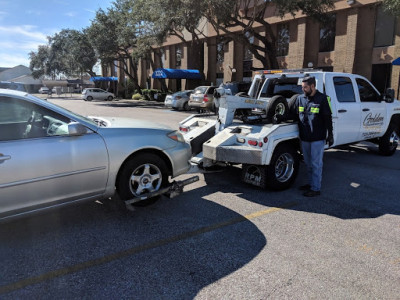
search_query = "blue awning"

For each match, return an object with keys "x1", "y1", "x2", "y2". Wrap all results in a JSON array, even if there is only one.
[
  {"x1": 152, "y1": 68, "x2": 202, "y2": 80},
  {"x1": 90, "y1": 76, "x2": 118, "y2": 81},
  {"x1": 392, "y1": 57, "x2": 400, "y2": 65}
]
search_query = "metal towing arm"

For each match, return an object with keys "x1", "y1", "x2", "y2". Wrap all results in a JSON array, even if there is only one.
[{"x1": 179, "y1": 87, "x2": 301, "y2": 190}]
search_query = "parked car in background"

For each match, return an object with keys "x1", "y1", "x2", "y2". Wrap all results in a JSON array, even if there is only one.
[
  {"x1": 0, "y1": 88, "x2": 192, "y2": 221},
  {"x1": 38, "y1": 87, "x2": 50, "y2": 94},
  {"x1": 81, "y1": 88, "x2": 114, "y2": 101},
  {"x1": 164, "y1": 90, "x2": 193, "y2": 111},
  {"x1": 188, "y1": 86, "x2": 217, "y2": 112}
]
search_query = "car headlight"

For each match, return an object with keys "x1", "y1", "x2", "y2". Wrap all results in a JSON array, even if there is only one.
[{"x1": 167, "y1": 130, "x2": 185, "y2": 143}]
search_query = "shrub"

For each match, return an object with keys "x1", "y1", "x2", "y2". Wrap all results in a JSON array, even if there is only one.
[{"x1": 132, "y1": 93, "x2": 142, "y2": 100}]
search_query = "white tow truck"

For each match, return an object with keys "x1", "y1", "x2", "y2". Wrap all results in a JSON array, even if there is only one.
[{"x1": 179, "y1": 69, "x2": 400, "y2": 190}]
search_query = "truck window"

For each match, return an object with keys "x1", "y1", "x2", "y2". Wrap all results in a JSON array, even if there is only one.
[
  {"x1": 260, "y1": 77, "x2": 303, "y2": 98},
  {"x1": 333, "y1": 77, "x2": 356, "y2": 102},
  {"x1": 356, "y1": 78, "x2": 380, "y2": 102}
]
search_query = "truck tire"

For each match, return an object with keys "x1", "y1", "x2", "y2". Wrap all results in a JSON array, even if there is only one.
[
  {"x1": 378, "y1": 123, "x2": 399, "y2": 156},
  {"x1": 116, "y1": 153, "x2": 169, "y2": 207},
  {"x1": 288, "y1": 94, "x2": 299, "y2": 117},
  {"x1": 266, "y1": 95, "x2": 289, "y2": 122},
  {"x1": 265, "y1": 144, "x2": 299, "y2": 190}
]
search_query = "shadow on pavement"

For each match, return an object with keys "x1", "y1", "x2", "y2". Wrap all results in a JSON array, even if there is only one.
[
  {"x1": 201, "y1": 143, "x2": 400, "y2": 220},
  {"x1": 0, "y1": 189, "x2": 266, "y2": 298}
]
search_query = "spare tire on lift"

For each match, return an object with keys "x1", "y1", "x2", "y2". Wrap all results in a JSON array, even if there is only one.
[
  {"x1": 288, "y1": 94, "x2": 300, "y2": 119},
  {"x1": 265, "y1": 95, "x2": 289, "y2": 122}
]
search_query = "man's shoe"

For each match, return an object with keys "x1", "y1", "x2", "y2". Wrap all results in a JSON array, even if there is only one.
[
  {"x1": 303, "y1": 190, "x2": 321, "y2": 197},
  {"x1": 298, "y1": 184, "x2": 311, "y2": 191}
]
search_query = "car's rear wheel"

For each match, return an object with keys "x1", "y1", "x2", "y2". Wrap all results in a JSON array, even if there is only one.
[
  {"x1": 378, "y1": 123, "x2": 399, "y2": 156},
  {"x1": 86, "y1": 96, "x2": 93, "y2": 101},
  {"x1": 116, "y1": 153, "x2": 169, "y2": 207},
  {"x1": 265, "y1": 144, "x2": 299, "y2": 190},
  {"x1": 183, "y1": 102, "x2": 190, "y2": 111},
  {"x1": 107, "y1": 96, "x2": 113, "y2": 101}
]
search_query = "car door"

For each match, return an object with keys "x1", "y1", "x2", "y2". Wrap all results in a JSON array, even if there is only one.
[
  {"x1": 355, "y1": 77, "x2": 388, "y2": 140},
  {"x1": 0, "y1": 96, "x2": 109, "y2": 218},
  {"x1": 324, "y1": 74, "x2": 361, "y2": 145}
]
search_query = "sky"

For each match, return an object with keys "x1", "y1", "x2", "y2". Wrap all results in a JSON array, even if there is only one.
[{"x1": 0, "y1": 0, "x2": 113, "y2": 68}]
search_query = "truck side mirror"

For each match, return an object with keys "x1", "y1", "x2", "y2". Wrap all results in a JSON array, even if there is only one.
[{"x1": 384, "y1": 88, "x2": 395, "y2": 103}]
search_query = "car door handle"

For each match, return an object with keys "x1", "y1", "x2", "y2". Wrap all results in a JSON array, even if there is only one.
[
  {"x1": 0, "y1": 154, "x2": 11, "y2": 163},
  {"x1": 338, "y1": 109, "x2": 347, "y2": 113},
  {"x1": 362, "y1": 108, "x2": 370, "y2": 112}
]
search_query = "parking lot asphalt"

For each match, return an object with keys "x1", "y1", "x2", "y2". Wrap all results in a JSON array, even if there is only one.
[{"x1": 1, "y1": 96, "x2": 399, "y2": 299}]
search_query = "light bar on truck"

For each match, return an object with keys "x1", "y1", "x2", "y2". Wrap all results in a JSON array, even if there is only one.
[{"x1": 254, "y1": 68, "x2": 320, "y2": 75}]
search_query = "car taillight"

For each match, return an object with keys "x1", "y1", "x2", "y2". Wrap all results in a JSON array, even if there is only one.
[
  {"x1": 203, "y1": 95, "x2": 208, "y2": 102},
  {"x1": 176, "y1": 96, "x2": 182, "y2": 99},
  {"x1": 179, "y1": 126, "x2": 189, "y2": 132}
]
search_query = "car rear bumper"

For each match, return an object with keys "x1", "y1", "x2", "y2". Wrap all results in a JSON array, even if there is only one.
[{"x1": 188, "y1": 101, "x2": 213, "y2": 109}]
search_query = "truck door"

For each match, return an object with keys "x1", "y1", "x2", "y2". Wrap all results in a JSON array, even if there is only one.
[
  {"x1": 355, "y1": 77, "x2": 387, "y2": 140},
  {"x1": 324, "y1": 74, "x2": 361, "y2": 145}
]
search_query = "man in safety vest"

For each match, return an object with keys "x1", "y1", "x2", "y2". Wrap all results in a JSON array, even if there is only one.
[{"x1": 294, "y1": 76, "x2": 333, "y2": 197}]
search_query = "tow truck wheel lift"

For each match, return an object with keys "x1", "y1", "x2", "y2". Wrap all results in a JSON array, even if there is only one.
[{"x1": 124, "y1": 175, "x2": 199, "y2": 211}]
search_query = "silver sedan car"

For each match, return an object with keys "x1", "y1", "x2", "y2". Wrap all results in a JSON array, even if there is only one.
[
  {"x1": 164, "y1": 90, "x2": 193, "y2": 111},
  {"x1": 0, "y1": 89, "x2": 192, "y2": 221}
]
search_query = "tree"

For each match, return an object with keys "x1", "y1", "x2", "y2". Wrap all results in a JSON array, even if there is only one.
[
  {"x1": 132, "y1": 0, "x2": 208, "y2": 72},
  {"x1": 49, "y1": 29, "x2": 97, "y2": 77},
  {"x1": 382, "y1": 0, "x2": 400, "y2": 16},
  {"x1": 29, "y1": 30, "x2": 98, "y2": 79},
  {"x1": 204, "y1": 0, "x2": 335, "y2": 69},
  {"x1": 29, "y1": 42, "x2": 69, "y2": 80},
  {"x1": 86, "y1": 0, "x2": 141, "y2": 92}
]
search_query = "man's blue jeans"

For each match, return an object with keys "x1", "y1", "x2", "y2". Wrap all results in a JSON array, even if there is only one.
[{"x1": 301, "y1": 140, "x2": 325, "y2": 192}]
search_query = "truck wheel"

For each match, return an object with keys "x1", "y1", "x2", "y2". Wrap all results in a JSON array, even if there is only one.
[
  {"x1": 116, "y1": 153, "x2": 169, "y2": 207},
  {"x1": 265, "y1": 144, "x2": 299, "y2": 190},
  {"x1": 378, "y1": 124, "x2": 399, "y2": 156},
  {"x1": 266, "y1": 95, "x2": 289, "y2": 122}
]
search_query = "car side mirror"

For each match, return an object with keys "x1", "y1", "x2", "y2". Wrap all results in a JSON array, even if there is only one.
[
  {"x1": 68, "y1": 122, "x2": 88, "y2": 136},
  {"x1": 384, "y1": 88, "x2": 395, "y2": 103}
]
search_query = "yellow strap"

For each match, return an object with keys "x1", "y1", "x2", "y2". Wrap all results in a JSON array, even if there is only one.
[
  {"x1": 327, "y1": 96, "x2": 332, "y2": 112},
  {"x1": 299, "y1": 106, "x2": 304, "y2": 112}
]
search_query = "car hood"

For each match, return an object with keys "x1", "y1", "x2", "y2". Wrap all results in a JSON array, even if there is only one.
[{"x1": 88, "y1": 116, "x2": 171, "y2": 130}]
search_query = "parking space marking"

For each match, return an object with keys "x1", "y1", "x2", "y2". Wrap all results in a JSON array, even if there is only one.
[{"x1": 0, "y1": 202, "x2": 297, "y2": 295}]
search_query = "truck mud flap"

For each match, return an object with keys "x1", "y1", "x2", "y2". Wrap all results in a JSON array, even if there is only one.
[{"x1": 241, "y1": 164, "x2": 267, "y2": 188}]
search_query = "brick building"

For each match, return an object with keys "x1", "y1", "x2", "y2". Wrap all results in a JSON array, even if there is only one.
[{"x1": 107, "y1": 0, "x2": 400, "y2": 96}]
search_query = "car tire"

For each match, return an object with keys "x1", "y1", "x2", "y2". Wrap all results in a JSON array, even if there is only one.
[
  {"x1": 107, "y1": 96, "x2": 113, "y2": 101},
  {"x1": 116, "y1": 153, "x2": 169, "y2": 207},
  {"x1": 264, "y1": 143, "x2": 299, "y2": 190},
  {"x1": 183, "y1": 102, "x2": 190, "y2": 111},
  {"x1": 265, "y1": 95, "x2": 289, "y2": 123},
  {"x1": 87, "y1": 96, "x2": 93, "y2": 101},
  {"x1": 378, "y1": 123, "x2": 399, "y2": 156}
]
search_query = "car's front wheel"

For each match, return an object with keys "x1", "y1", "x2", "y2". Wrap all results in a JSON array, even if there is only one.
[
  {"x1": 116, "y1": 153, "x2": 169, "y2": 206},
  {"x1": 107, "y1": 96, "x2": 113, "y2": 101},
  {"x1": 86, "y1": 96, "x2": 93, "y2": 101}
]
